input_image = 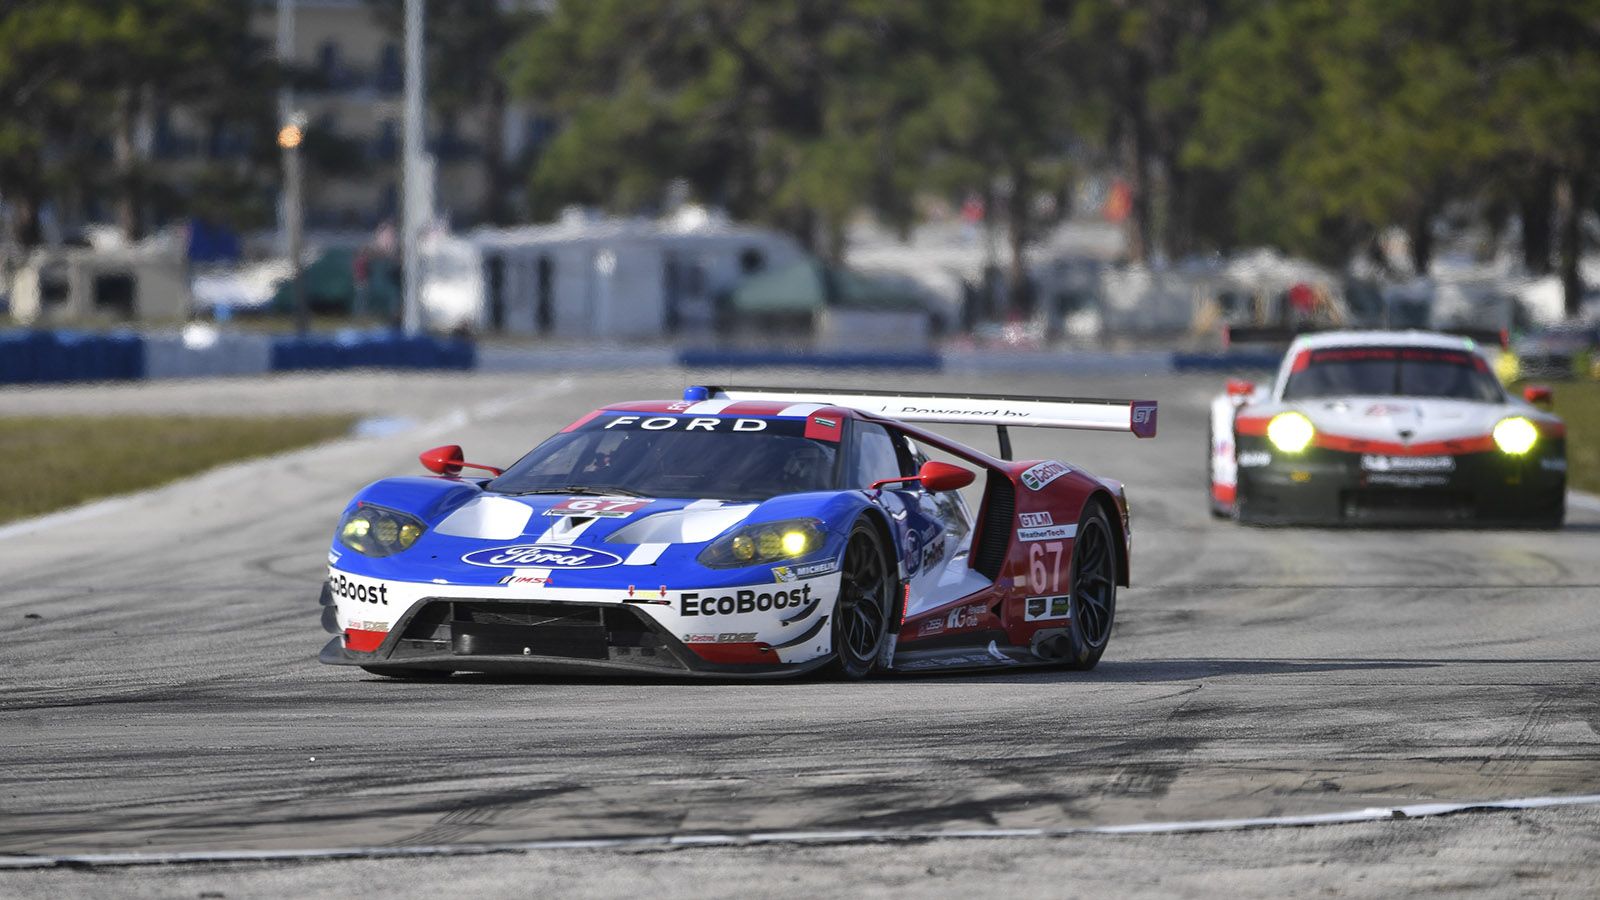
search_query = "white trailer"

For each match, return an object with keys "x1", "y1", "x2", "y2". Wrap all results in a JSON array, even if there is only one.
[{"x1": 419, "y1": 210, "x2": 804, "y2": 337}]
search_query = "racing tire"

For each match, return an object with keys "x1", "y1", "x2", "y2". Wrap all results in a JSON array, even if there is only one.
[
  {"x1": 827, "y1": 519, "x2": 894, "y2": 680},
  {"x1": 1059, "y1": 506, "x2": 1118, "y2": 671},
  {"x1": 1529, "y1": 498, "x2": 1566, "y2": 531},
  {"x1": 360, "y1": 666, "x2": 452, "y2": 680}
]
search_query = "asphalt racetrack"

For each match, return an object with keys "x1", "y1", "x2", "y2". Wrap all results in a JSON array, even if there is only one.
[{"x1": 3, "y1": 368, "x2": 1599, "y2": 897}]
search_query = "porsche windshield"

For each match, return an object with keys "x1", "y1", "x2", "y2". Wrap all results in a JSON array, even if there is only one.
[
  {"x1": 486, "y1": 414, "x2": 840, "y2": 501},
  {"x1": 1281, "y1": 347, "x2": 1503, "y2": 402}
]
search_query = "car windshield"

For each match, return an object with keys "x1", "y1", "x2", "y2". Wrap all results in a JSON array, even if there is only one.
[
  {"x1": 1281, "y1": 346, "x2": 1503, "y2": 402},
  {"x1": 486, "y1": 414, "x2": 840, "y2": 502}
]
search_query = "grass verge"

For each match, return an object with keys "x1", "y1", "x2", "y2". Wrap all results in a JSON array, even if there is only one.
[
  {"x1": 0, "y1": 414, "x2": 356, "y2": 524},
  {"x1": 1544, "y1": 382, "x2": 1600, "y2": 495}
]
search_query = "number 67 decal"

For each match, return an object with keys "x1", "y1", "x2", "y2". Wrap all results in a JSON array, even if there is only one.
[
  {"x1": 1028, "y1": 541, "x2": 1066, "y2": 593},
  {"x1": 545, "y1": 497, "x2": 651, "y2": 518}
]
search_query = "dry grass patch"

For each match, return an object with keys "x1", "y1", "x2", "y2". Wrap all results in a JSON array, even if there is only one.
[{"x1": 0, "y1": 414, "x2": 356, "y2": 524}]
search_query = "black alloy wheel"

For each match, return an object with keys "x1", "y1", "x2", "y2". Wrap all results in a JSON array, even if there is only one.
[
  {"x1": 829, "y1": 519, "x2": 894, "y2": 679},
  {"x1": 360, "y1": 666, "x2": 452, "y2": 680},
  {"x1": 1060, "y1": 506, "x2": 1118, "y2": 671}
]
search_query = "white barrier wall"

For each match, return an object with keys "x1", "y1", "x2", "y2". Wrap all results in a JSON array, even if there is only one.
[{"x1": 141, "y1": 333, "x2": 275, "y2": 379}]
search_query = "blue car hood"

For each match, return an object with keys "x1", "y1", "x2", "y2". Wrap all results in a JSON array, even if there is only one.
[{"x1": 334, "y1": 477, "x2": 859, "y2": 589}]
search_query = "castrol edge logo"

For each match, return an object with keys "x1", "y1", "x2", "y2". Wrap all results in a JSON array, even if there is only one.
[{"x1": 461, "y1": 544, "x2": 624, "y2": 569}]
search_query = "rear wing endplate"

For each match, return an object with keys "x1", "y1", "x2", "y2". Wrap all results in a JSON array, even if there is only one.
[{"x1": 695, "y1": 385, "x2": 1157, "y2": 440}]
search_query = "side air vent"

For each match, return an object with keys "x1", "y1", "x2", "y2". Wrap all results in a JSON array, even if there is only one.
[{"x1": 973, "y1": 473, "x2": 1014, "y2": 579}]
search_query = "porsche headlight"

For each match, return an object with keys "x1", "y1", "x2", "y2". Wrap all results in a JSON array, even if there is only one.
[
  {"x1": 1266, "y1": 412, "x2": 1315, "y2": 454},
  {"x1": 699, "y1": 518, "x2": 826, "y2": 568},
  {"x1": 338, "y1": 504, "x2": 427, "y2": 557},
  {"x1": 1492, "y1": 416, "x2": 1538, "y2": 455}
]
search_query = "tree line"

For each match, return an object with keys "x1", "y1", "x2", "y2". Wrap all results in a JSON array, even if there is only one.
[{"x1": 3, "y1": 0, "x2": 1597, "y2": 316}]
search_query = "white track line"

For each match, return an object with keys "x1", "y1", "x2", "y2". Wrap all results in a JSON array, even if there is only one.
[
  {"x1": 4, "y1": 792, "x2": 1598, "y2": 870},
  {"x1": 0, "y1": 378, "x2": 574, "y2": 542},
  {"x1": 1569, "y1": 490, "x2": 1600, "y2": 515}
]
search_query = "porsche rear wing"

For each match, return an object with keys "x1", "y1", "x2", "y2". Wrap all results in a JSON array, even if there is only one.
[
  {"x1": 1225, "y1": 324, "x2": 1509, "y2": 349},
  {"x1": 692, "y1": 385, "x2": 1156, "y2": 457}
]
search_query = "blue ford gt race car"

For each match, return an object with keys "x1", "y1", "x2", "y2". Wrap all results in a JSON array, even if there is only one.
[{"x1": 318, "y1": 385, "x2": 1157, "y2": 679}]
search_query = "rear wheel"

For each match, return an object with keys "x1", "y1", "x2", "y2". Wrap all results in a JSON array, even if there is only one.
[
  {"x1": 1060, "y1": 506, "x2": 1117, "y2": 671},
  {"x1": 360, "y1": 666, "x2": 452, "y2": 680},
  {"x1": 828, "y1": 519, "x2": 894, "y2": 680}
]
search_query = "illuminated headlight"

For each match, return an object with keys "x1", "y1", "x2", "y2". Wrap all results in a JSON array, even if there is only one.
[
  {"x1": 1492, "y1": 417, "x2": 1538, "y2": 455},
  {"x1": 1266, "y1": 412, "x2": 1315, "y2": 454},
  {"x1": 337, "y1": 504, "x2": 426, "y2": 557},
  {"x1": 698, "y1": 518, "x2": 826, "y2": 568}
]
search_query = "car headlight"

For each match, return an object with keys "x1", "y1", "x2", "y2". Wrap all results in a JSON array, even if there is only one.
[
  {"x1": 337, "y1": 504, "x2": 427, "y2": 557},
  {"x1": 1266, "y1": 412, "x2": 1315, "y2": 454},
  {"x1": 698, "y1": 518, "x2": 826, "y2": 568},
  {"x1": 1492, "y1": 416, "x2": 1538, "y2": 455}
]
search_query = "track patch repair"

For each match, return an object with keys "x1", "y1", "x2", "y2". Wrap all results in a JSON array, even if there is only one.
[{"x1": 4, "y1": 793, "x2": 1599, "y2": 870}]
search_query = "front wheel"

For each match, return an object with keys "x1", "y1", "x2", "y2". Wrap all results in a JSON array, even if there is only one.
[
  {"x1": 1059, "y1": 506, "x2": 1118, "y2": 671},
  {"x1": 827, "y1": 519, "x2": 894, "y2": 680}
]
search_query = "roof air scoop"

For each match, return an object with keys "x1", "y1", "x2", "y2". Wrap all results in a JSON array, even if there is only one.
[{"x1": 1398, "y1": 429, "x2": 1415, "y2": 441}]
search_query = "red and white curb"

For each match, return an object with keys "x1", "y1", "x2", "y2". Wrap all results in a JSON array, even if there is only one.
[{"x1": 4, "y1": 792, "x2": 1599, "y2": 870}]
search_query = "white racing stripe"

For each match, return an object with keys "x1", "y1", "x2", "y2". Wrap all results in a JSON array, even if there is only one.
[
  {"x1": 623, "y1": 542, "x2": 669, "y2": 566},
  {"x1": 535, "y1": 515, "x2": 601, "y2": 545},
  {"x1": 778, "y1": 402, "x2": 825, "y2": 418},
  {"x1": 4, "y1": 792, "x2": 1598, "y2": 869}
]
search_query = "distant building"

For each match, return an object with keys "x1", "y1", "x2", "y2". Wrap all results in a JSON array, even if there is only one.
[
  {"x1": 213, "y1": 0, "x2": 554, "y2": 230},
  {"x1": 420, "y1": 208, "x2": 805, "y2": 337}
]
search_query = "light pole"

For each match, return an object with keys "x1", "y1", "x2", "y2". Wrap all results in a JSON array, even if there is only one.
[
  {"x1": 401, "y1": 0, "x2": 425, "y2": 335},
  {"x1": 277, "y1": 0, "x2": 307, "y2": 335},
  {"x1": 279, "y1": 115, "x2": 308, "y2": 336}
]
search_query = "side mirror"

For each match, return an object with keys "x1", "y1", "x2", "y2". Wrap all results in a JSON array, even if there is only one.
[
  {"x1": 918, "y1": 460, "x2": 976, "y2": 492},
  {"x1": 870, "y1": 460, "x2": 975, "y2": 492},
  {"x1": 420, "y1": 444, "x2": 504, "y2": 477},
  {"x1": 1226, "y1": 378, "x2": 1256, "y2": 399},
  {"x1": 1523, "y1": 385, "x2": 1553, "y2": 408}
]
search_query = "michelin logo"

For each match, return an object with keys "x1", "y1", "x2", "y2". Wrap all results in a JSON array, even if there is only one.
[{"x1": 772, "y1": 560, "x2": 839, "y2": 583}]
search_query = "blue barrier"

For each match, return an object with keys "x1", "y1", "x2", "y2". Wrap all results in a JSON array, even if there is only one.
[
  {"x1": 268, "y1": 333, "x2": 475, "y2": 372},
  {"x1": 1171, "y1": 351, "x2": 1281, "y2": 372},
  {"x1": 0, "y1": 330, "x2": 474, "y2": 384},
  {"x1": 0, "y1": 330, "x2": 146, "y2": 384},
  {"x1": 679, "y1": 348, "x2": 942, "y2": 370},
  {"x1": 1, "y1": 330, "x2": 1277, "y2": 385},
  {"x1": 0, "y1": 332, "x2": 40, "y2": 384}
]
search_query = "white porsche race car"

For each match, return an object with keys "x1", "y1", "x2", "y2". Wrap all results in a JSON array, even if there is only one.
[{"x1": 1208, "y1": 330, "x2": 1567, "y2": 527}]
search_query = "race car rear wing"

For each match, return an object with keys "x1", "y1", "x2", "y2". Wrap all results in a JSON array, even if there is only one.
[
  {"x1": 691, "y1": 385, "x2": 1156, "y2": 457},
  {"x1": 1224, "y1": 324, "x2": 1509, "y2": 349}
]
